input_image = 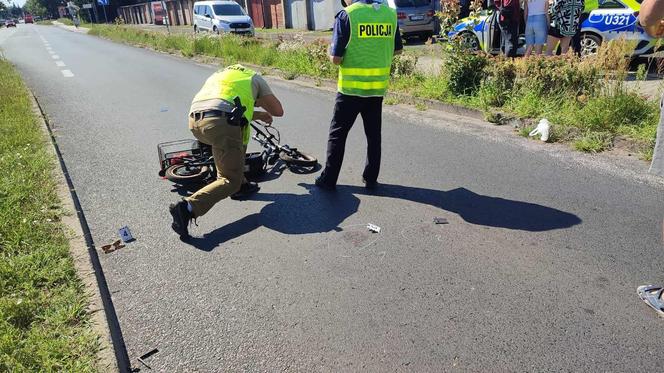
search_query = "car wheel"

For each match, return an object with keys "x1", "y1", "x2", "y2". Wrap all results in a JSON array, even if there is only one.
[
  {"x1": 194, "y1": 25, "x2": 198, "y2": 33},
  {"x1": 213, "y1": 26, "x2": 219, "y2": 35},
  {"x1": 458, "y1": 31, "x2": 480, "y2": 52},
  {"x1": 580, "y1": 33, "x2": 601, "y2": 57}
]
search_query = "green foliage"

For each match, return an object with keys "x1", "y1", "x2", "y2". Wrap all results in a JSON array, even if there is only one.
[
  {"x1": 636, "y1": 63, "x2": 648, "y2": 81},
  {"x1": 390, "y1": 54, "x2": 418, "y2": 78},
  {"x1": 573, "y1": 132, "x2": 613, "y2": 153},
  {"x1": 24, "y1": 0, "x2": 46, "y2": 17},
  {"x1": 87, "y1": 24, "x2": 659, "y2": 157},
  {"x1": 0, "y1": 59, "x2": 99, "y2": 371},
  {"x1": 443, "y1": 42, "x2": 488, "y2": 96},
  {"x1": 57, "y1": 17, "x2": 74, "y2": 26},
  {"x1": 89, "y1": 25, "x2": 338, "y2": 80}
]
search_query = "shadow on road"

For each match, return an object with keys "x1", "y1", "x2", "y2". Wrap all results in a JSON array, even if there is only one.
[{"x1": 186, "y1": 183, "x2": 581, "y2": 252}]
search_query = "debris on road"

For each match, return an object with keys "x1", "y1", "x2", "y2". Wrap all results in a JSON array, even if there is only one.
[
  {"x1": 160, "y1": 105, "x2": 169, "y2": 112},
  {"x1": 433, "y1": 217, "x2": 449, "y2": 224},
  {"x1": 101, "y1": 239, "x2": 125, "y2": 254},
  {"x1": 529, "y1": 118, "x2": 551, "y2": 142},
  {"x1": 137, "y1": 348, "x2": 159, "y2": 370},
  {"x1": 118, "y1": 225, "x2": 134, "y2": 242},
  {"x1": 637, "y1": 285, "x2": 664, "y2": 317},
  {"x1": 367, "y1": 223, "x2": 381, "y2": 233}
]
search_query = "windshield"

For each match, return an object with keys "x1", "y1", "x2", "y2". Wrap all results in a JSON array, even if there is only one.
[
  {"x1": 395, "y1": 0, "x2": 430, "y2": 7},
  {"x1": 213, "y1": 4, "x2": 245, "y2": 16}
]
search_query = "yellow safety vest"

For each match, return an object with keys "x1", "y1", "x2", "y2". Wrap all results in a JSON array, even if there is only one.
[{"x1": 192, "y1": 64, "x2": 255, "y2": 144}]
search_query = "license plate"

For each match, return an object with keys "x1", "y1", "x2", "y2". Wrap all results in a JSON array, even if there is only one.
[{"x1": 410, "y1": 15, "x2": 424, "y2": 21}]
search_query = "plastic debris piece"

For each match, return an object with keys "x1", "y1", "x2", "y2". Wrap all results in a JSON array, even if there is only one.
[
  {"x1": 101, "y1": 239, "x2": 125, "y2": 254},
  {"x1": 433, "y1": 217, "x2": 448, "y2": 224},
  {"x1": 529, "y1": 118, "x2": 550, "y2": 142},
  {"x1": 118, "y1": 226, "x2": 134, "y2": 242},
  {"x1": 138, "y1": 348, "x2": 159, "y2": 369},
  {"x1": 637, "y1": 285, "x2": 664, "y2": 317},
  {"x1": 160, "y1": 105, "x2": 169, "y2": 112},
  {"x1": 367, "y1": 223, "x2": 381, "y2": 233}
]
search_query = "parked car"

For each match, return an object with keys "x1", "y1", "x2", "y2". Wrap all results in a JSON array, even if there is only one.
[
  {"x1": 24, "y1": 14, "x2": 33, "y2": 23},
  {"x1": 448, "y1": 0, "x2": 656, "y2": 57},
  {"x1": 5, "y1": 19, "x2": 17, "y2": 27},
  {"x1": 192, "y1": 0, "x2": 255, "y2": 36},
  {"x1": 386, "y1": 0, "x2": 436, "y2": 41}
]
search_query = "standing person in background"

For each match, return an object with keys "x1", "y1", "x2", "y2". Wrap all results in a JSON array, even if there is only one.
[
  {"x1": 494, "y1": 0, "x2": 521, "y2": 57},
  {"x1": 634, "y1": 0, "x2": 664, "y2": 315},
  {"x1": 524, "y1": 0, "x2": 550, "y2": 56},
  {"x1": 572, "y1": 0, "x2": 598, "y2": 55},
  {"x1": 460, "y1": 0, "x2": 471, "y2": 18},
  {"x1": 546, "y1": 0, "x2": 584, "y2": 55},
  {"x1": 314, "y1": 0, "x2": 403, "y2": 191}
]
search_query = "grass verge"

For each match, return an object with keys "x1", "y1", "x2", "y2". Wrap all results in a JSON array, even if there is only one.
[
  {"x1": 0, "y1": 59, "x2": 100, "y2": 370},
  {"x1": 86, "y1": 24, "x2": 658, "y2": 159}
]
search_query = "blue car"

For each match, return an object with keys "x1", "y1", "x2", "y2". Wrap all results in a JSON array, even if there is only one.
[{"x1": 448, "y1": 0, "x2": 658, "y2": 57}]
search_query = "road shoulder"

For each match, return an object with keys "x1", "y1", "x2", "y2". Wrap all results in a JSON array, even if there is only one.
[{"x1": 31, "y1": 93, "x2": 119, "y2": 372}]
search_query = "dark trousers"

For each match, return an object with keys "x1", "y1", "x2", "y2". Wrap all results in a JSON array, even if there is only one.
[
  {"x1": 500, "y1": 20, "x2": 519, "y2": 58},
  {"x1": 572, "y1": 13, "x2": 590, "y2": 56},
  {"x1": 320, "y1": 93, "x2": 383, "y2": 185}
]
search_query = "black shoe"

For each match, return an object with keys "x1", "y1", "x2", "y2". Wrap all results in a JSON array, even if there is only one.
[
  {"x1": 315, "y1": 176, "x2": 336, "y2": 191},
  {"x1": 363, "y1": 178, "x2": 378, "y2": 190},
  {"x1": 169, "y1": 200, "x2": 193, "y2": 239},
  {"x1": 231, "y1": 182, "x2": 260, "y2": 200}
]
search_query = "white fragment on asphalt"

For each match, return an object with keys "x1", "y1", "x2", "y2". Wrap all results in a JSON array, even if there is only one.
[
  {"x1": 55, "y1": 61, "x2": 66, "y2": 67},
  {"x1": 61, "y1": 70, "x2": 74, "y2": 78},
  {"x1": 367, "y1": 223, "x2": 381, "y2": 233},
  {"x1": 160, "y1": 105, "x2": 169, "y2": 112},
  {"x1": 529, "y1": 118, "x2": 551, "y2": 142},
  {"x1": 52, "y1": 55, "x2": 60, "y2": 60}
]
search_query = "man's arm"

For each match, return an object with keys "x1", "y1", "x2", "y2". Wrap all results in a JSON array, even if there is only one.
[
  {"x1": 252, "y1": 76, "x2": 284, "y2": 124},
  {"x1": 255, "y1": 95, "x2": 283, "y2": 117},
  {"x1": 329, "y1": 10, "x2": 349, "y2": 65},
  {"x1": 394, "y1": 25, "x2": 403, "y2": 56}
]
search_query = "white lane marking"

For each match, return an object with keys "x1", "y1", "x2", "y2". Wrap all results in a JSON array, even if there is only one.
[
  {"x1": 52, "y1": 55, "x2": 60, "y2": 60},
  {"x1": 55, "y1": 61, "x2": 66, "y2": 67},
  {"x1": 61, "y1": 70, "x2": 74, "y2": 78}
]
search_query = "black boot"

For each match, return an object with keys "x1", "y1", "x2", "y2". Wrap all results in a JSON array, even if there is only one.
[{"x1": 169, "y1": 200, "x2": 193, "y2": 239}]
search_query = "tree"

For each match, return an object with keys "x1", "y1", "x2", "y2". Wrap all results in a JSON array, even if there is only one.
[{"x1": 24, "y1": 0, "x2": 47, "y2": 16}]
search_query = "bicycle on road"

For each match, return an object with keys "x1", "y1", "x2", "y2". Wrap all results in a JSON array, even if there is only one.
[{"x1": 158, "y1": 121, "x2": 318, "y2": 185}]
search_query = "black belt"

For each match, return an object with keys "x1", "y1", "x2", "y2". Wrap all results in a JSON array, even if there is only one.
[{"x1": 190, "y1": 110, "x2": 228, "y2": 121}]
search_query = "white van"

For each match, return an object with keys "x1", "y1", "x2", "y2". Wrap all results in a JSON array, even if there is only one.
[{"x1": 193, "y1": 0, "x2": 255, "y2": 36}]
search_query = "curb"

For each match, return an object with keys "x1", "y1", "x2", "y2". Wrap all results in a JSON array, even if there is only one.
[
  {"x1": 31, "y1": 93, "x2": 129, "y2": 372},
  {"x1": 650, "y1": 101, "x2": 664, "y2": 176},
  {"x1": 52, "y1": 20, "x2": 90, "y2": 34}
]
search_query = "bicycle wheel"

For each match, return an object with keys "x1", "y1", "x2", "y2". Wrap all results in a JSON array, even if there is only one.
[
  {"x1": 279, "y1": 149, "x2": 318, "y2": 167},
  {"x1": 165, "y1": 164, "x2": 210, "y2": 185}
]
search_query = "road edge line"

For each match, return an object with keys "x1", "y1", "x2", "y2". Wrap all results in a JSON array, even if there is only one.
[{"x1": 30, "y1": 93, "x2": 131, "y2": 373}]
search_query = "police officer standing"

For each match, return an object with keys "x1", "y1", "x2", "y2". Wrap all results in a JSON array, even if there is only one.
[
  {"x1": 314, "y1": 0, "x2": 403, "y2": 190},
  {"x1": 169, "y1": 64, "x2": 283, "y2": 239}
]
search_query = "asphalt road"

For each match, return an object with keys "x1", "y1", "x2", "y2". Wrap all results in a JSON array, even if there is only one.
[{"x1": 2, "y1": 24, "x2": 664, "y2": 372}]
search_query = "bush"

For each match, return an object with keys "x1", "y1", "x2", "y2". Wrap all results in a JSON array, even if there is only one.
[
  {"x1": 443, "y1": 43, "x2": 489, "y2": 96},
  {"x1": 391, "y1": 54, "x2": 418, "y2": 78}
]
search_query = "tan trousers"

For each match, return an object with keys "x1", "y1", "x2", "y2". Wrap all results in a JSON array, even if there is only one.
[{"x1": 185, "y1": 115, "x2": 245, "y2": 218}]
